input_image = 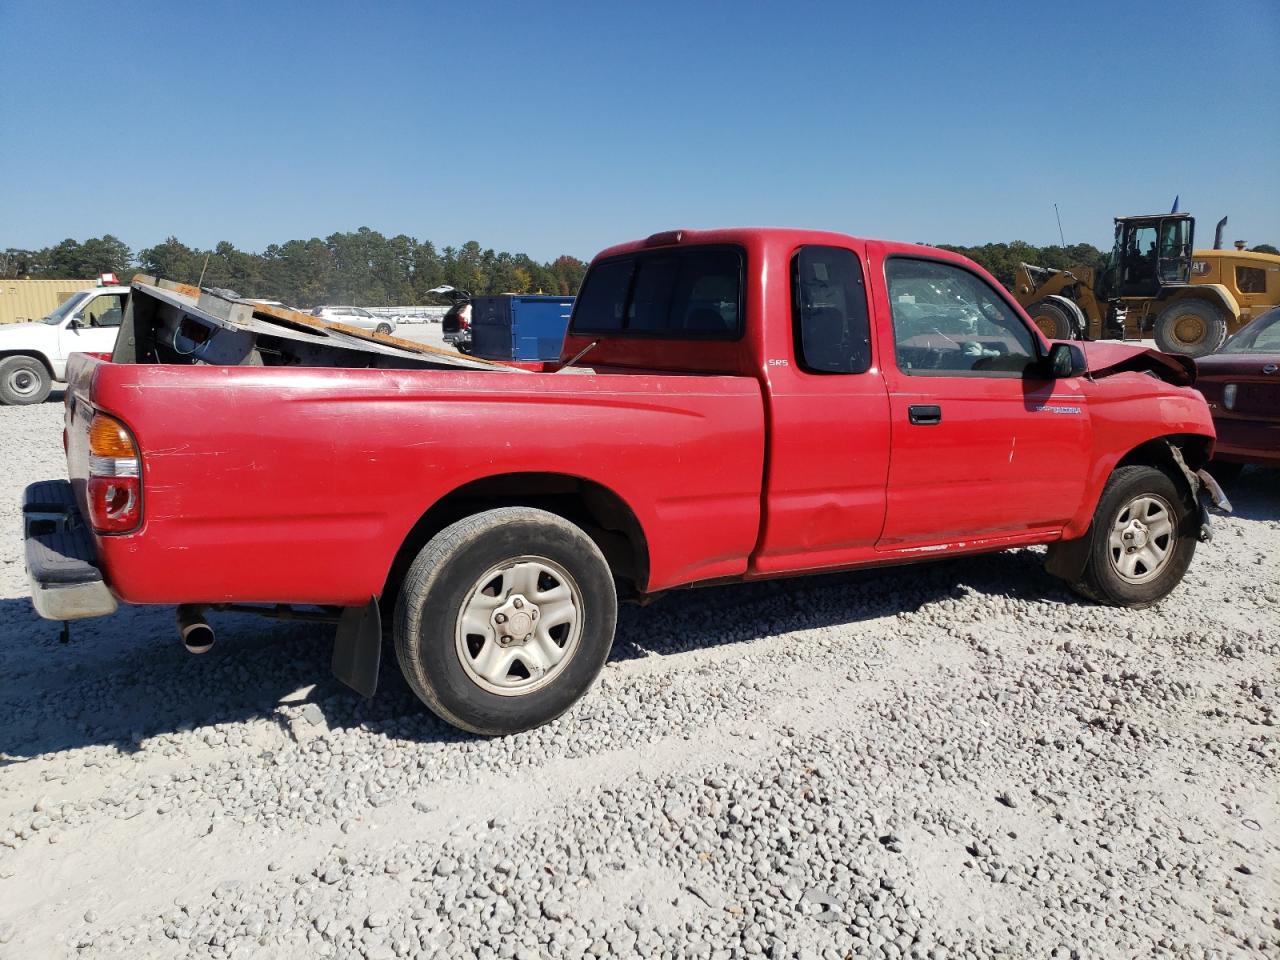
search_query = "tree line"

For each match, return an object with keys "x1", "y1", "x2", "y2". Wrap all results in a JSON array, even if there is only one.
[
  {"x1": 0, "y1": 229, "x2": 588, "y2": 308},
  {"x1": 2, "y1": 230, "x2": 1276, "y2": 307}
]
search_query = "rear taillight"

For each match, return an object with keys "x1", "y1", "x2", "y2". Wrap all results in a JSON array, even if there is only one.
[{"x1": 86, "y1": 413, "x2": 142, "y2": 533}]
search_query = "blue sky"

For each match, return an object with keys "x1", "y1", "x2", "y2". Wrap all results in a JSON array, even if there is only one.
[{"x1": 2, "y1": 0, "x2": 1277, "y2": 261}]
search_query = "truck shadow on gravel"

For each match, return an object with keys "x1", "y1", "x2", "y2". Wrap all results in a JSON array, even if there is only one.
[
  {"x1": 1, "y1": 477, "x2": 1274, "y2": 760},
  {"x1": 0, "y1": 549, "x2": 1067, "y2": 760}
]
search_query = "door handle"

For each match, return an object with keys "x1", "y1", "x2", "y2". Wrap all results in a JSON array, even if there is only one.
[{"x1": 908, "y1": 404, "x2": 942, "y2": 425}]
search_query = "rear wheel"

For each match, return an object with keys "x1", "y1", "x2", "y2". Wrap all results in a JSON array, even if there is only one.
[
  {"x1": 1069, "y1": 466, "x2": 1197, "y2": 608},
  {"x1": 1153, "y1": 300, "x2": 1228, "y2": 357},
  {"x1": 394, "y1": 507, "x2": 617, "y2": 735},
  {"x1": 0, "y1": 356, "x2": 52, "y2": 405},
  {"x1": 1027, "y1": 299, "x2": 1080, "y2": 340}
]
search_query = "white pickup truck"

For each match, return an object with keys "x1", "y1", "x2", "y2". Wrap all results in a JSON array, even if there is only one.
[{"x1": 0, "y1": 282, "x2": 129, "y2": 405}]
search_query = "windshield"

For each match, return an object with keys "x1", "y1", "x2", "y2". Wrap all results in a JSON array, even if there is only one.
[
  {"x1": 41, "y1": 293, "x2": 88, "y2": 325},
  {"x1": 1221, "y1": 307, "x2": 1280, "y2": 353}
]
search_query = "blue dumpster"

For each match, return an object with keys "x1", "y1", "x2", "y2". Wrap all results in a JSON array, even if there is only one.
[{"x1": 470, "y1": 295, "x2": 575, "y2": 361}]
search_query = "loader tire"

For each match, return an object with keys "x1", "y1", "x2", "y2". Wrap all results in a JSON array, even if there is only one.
[
  {"x1": 1153, "y1": 300, "x2": 1228, "y2": 357},
  {"x1": 1027, "y1": 300, "x2": 1080, "y2": 340}
]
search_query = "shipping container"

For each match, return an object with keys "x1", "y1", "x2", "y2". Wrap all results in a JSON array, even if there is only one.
[
  {"x1": 470, "y1": 295, "x2": 574, "y2": 361},
  {"x1": 0, "y1": 279, "x2": 98, "y2": 325}
]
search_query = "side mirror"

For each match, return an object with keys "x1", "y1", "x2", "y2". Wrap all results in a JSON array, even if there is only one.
[
  {"x1": 1047, "y1": 342, "x2": 1087, "y2": 378},
  {"x1": 67, "y1": 317, "x2": 82, "y2": 331}
]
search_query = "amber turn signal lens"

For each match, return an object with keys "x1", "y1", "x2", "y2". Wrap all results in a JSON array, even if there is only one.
[{"x1": 89, "y1": 414, "x2": 137, "y2": 458}]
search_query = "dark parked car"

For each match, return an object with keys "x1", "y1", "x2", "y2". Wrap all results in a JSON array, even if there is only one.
[{"x1": 1196, "y1": 306, "x2": 1280, "y2": 482}]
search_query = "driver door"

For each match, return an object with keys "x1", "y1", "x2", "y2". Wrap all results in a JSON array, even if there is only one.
[
  {"x1": 870, "y1": 251, "x2": 1091, "y2": 548},
  {"x1": 61, "y1": 293, "x2": 125, "y2": 357}
]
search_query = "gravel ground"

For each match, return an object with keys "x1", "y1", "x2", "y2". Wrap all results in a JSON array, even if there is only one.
[{"x1": 1, "y1": 397, "x2": 1277, "y2": 959}]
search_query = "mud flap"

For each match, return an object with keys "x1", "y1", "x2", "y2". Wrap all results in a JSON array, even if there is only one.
[
  {"x1": 1045, "y1": 529, "x2": 1093, "y2": 584},
  {"x1": 331, "y1": 597, "x2": 381, "y2": 698}
]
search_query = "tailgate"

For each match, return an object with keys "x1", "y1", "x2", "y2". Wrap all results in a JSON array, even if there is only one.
[{"x1": 63, "y1": 352, "x2": 104, "y2": 515}]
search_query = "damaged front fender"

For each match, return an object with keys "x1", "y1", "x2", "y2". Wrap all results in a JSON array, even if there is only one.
[{"x1": 1045, "y1": 441, "x2": 1233, "y2": 583}]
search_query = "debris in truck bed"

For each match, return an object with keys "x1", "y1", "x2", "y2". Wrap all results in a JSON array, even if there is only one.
[{"x1": 119, "y1": 276, "x2": 522, "y2": 372}]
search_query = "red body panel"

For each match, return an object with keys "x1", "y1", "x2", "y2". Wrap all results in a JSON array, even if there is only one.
[
  {"x1": 67, "y1": 227, "x2": 1218, "y2": 609},
  {"x1": 74, "y1": 364, "x2": 764, "y2": 603}
]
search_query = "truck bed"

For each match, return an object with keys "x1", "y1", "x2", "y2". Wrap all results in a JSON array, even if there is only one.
[{"x1": 66, "y1": 350, "x2": 765, "y2": 606}]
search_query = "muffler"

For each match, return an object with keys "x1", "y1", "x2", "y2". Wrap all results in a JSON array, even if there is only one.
[{"x1": 176, "y1": 604, "x2": 215, "y2": 654}]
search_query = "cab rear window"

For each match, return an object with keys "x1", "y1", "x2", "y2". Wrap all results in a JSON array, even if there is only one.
[{"x1": 570, "y1": 246, "x2": 743, "y2": 339}]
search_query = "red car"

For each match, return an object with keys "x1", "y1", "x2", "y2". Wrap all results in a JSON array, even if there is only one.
[
  {"x1": 1195, "y1": 306, "x2": 1280, "y2": 481},
  {"x1": 24, "y1": 229, "x2": 1229, "y2": 735}
]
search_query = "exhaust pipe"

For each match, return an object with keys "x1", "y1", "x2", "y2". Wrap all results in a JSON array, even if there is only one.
[
  {"x1": 176, "y1": 604, "x2": 215, "y2": 654},
  {"x1": 1214, "y1": 216, "x2": 1228, "y2": 250}
]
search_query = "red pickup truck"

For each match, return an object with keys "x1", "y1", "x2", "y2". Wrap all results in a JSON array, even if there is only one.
[{"x1": 24, "y1": 228, "x2": 1229, "y2": 735}]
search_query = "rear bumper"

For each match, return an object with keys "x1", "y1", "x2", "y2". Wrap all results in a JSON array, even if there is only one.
[{"x1": 23, "y1": 480, "x2": 118, "y2": 621}]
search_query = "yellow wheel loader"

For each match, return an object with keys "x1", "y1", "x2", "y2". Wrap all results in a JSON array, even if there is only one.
[{"x1": 1014, "y1": 213, "x2": 1280, "y2": 357}]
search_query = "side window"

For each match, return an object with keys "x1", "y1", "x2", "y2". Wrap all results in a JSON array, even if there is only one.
[
  {"x1": 85, "y1": 294, "x2": 125, "y2": 328},
  {"x1": 885, "y1": 258, "x2": 1038, "y2": 377},
  {"x1": 791, "y1": 246, "x2": 871, "y2": 373},
  {"x1": 570, "y1": 246, "x2": 742, "y2": 338},
  {"x1": 572, "y1": 259, "x2": 633, "y2": 332},
  {"x1": 1237, "y1": 265, "x2": 1266, "y2": 294},
  {"x1": 628, "y1": 258, "x2": 679, "y2": 332}
]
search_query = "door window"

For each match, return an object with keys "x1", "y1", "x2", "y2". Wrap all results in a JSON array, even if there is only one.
[
  {"x1": 1123, "y1": 224, "x2": 1158, "y2": 288},
  {"x1": 84, "y1": 294, "x2": 125, "y2": 328},
  {"x1": 791, "y1": 246, "x2": 871, "y2": 373},
  {"x1": 885, "y1": 258, "x2": 1038, "y2": 377},
  {"x1": 1158, "y1": 219, "x2": 1191, "y2": 283}
]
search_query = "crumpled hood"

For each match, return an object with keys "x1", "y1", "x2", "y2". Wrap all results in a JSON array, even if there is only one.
[{"x1": 1078, "y1": 341, "x2": 1196, "y2": 386}]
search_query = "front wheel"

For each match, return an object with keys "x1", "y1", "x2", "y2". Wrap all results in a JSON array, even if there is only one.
[
  {"x1": 394, "y1": 507, "x2": 617, "y2": 735},
  {"x1": 1069, "y1": 465, "x2": 1197, "y2": 608},
  {"x1": 0, "y1": 355, "x2": 52, "y2": 405},
  {"x1": 375, "y1": 323, "x2": 392, "y2": 335},
  {"x1": 1153, "y1": 300, "x2": 1228, "y2": 357}
]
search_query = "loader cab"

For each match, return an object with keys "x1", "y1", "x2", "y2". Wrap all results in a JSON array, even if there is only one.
[{"x1": 1111, "y1": 214, "x2": 1194, "y2": 298}]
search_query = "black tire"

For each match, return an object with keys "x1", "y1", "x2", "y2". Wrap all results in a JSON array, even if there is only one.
[
  {"x1": 1153, "y1": 300, "x2": 1229, "y2": 357},
  {"x1": 375, "y1": 323, "x2": 392, "y2": 335},
  {"x1": 1205, "y1": 460, "x2": 1245, "y2": 486},
  {"x1": 393, "y1": 507, "x2": 617, "y2": 735},
  {"x1": 0, "y1": 355, "x2": 52, "y2": 406},
  {"x1": 1069, "y1": 465, "x2": 1197, "y2": 609},
  {"x1": 1027, "y1": 300, "x2": 1080, "y2": 340}
]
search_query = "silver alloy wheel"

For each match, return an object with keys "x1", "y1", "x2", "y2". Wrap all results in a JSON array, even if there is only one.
[
  {"x1": 1107, "y1": 493, "x2": 1176, "y2": 584},
  {"x1": 454, "y1": 555, "x2": 583, "y2": 696},
  {"x1": 7, "y1": 367, "x2": 39, "y2": 398}
]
